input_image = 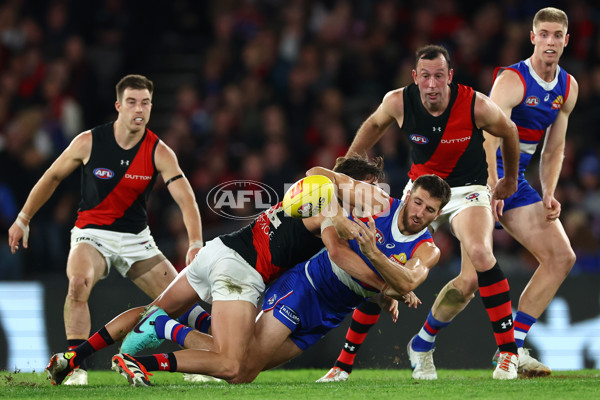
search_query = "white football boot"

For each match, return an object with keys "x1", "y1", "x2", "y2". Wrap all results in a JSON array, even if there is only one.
[{"x1": 407, "y1": 336, "x2": 437, "y2": 380}]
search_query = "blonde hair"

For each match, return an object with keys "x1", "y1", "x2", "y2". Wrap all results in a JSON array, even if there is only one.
[{"x1": 533, "y1": 7, "x2": 568, "y2": 31}]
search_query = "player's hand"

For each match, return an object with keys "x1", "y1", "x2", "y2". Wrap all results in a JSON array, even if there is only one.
[
  {"x1": 492, "y1": 177, "x2": 517, "y2": 200},
  {"x1": 186, "y1": 240, "x2": 204, "y2": 265},
  {"x1": 8, "y1": 217, "x2": 30, "y2": 254},
  {"x1": 329, "y1": 214, "x2": 360, "y2": 240},
  {"x1": 373, "y1": 293, "x2": 398, "y2": 323},
  {"x1": 401, "y1": 291, "x2": 421, "y2": 309},
  {"x1": 542, "y1": 194, "x2": 561, "y2": 221},
  {"x1": 353, "y1": 214, "x2": 379, "y2": 258},
  {"x1": 490, "y1": 198, "x2": 504, "y2": 222}
]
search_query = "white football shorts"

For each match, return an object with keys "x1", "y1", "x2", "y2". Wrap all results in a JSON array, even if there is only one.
[
  {"x1": 184, "y1": 237, "x2": 265, "y2": 307},
  {"x1": 70, "y1": 226, "x2": 163, "y2": 278},
  {"x1": 402, "y1": 180, "x2": 491, "y2": 232}
]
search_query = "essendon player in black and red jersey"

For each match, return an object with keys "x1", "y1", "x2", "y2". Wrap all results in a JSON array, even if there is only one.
[
  {"x1": 317, "y1": 44, "x2": 522, "y2": 381},
  {"x1": 9, "y1": 74, "x2": 203, "y2": 385},
  {"x1": 44, "y1": 156, "x2": 406, "y2": 385}
]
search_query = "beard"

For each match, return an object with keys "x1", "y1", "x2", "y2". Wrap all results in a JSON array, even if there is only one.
[{"x1": 401, "y1": 207, "x2": 424, "y2": 235}]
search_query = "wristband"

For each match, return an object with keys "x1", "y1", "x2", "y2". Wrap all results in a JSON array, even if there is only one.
[
  {"x1": 188, "y1": 240, "x2": 204, "y2": 250},
  {"x1": 18, "y1": 211, "x2": 31, "y2": 222},
  {"x1": 186, "y1": 240, "x2": 204, "y2": 265},
  {"x1": 15, "y1": 218, "x2": 30, "y2": 243}
]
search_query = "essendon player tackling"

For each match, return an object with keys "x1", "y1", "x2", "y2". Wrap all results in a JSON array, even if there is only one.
[
  {"x1": 44, "y1": 156, "x2": 405, "y2": 386},
  {"x1": 8, "y1": 74, "x2": 203, "y2": 385},
  {"x1": 318, "y1": 44, "x2": 522, "y2": 381}
]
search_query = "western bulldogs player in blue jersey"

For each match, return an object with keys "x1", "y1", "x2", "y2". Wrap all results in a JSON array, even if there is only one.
[
  {"x1": 229, "y1": 173, "x2": 451, "y2": 383},
  {"x1": 481, "y1": 7, "x2": 578, "y2": 376}
]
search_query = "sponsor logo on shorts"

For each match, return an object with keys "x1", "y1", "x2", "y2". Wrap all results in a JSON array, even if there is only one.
[
  {"x1": 279, "y1": 305, "x2": 300, "y2": 325},
  {"x1": 267, "y1": 294, "x2": 277, "y2": 306},
  {"x1": 75, "y1": 236, "x2": 103, "y2": 247},
  {"x1": 410, "y1": 134, "x2": 429, "y2": 144},
  {"x1": 206, "y1": 180, "x2": 279, "y2": 221},
  {"x1": 93, "y1": 168, "x2": 114, "y2": 179},
  {"x1": 466, "y1": 193, "x2": 480, "y2": 201}
]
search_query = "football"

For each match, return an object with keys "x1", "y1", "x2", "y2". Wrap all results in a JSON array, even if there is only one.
[{"x1": 282, "y1": 175, "x2": 335, "y2": 218}]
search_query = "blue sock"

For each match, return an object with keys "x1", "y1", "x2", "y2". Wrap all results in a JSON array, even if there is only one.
[
  {"x1": 514, "y1": 311, "x2": 537, "y2": 348},
  {"x1": 153, "y1": 315, "x2": 193, "y2": 347},
  {"x1": 177, "y1": 303, "x2": 212, "y2": 334},
  {"x1": 411, "y1": 311, "x2": 451, "y2": 352}
]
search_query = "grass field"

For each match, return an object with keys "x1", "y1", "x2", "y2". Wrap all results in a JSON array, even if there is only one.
[{"x1": 1, "y1": 369, "x2": 599, "y2": 399}]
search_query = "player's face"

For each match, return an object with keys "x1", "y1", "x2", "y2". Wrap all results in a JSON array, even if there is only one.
[
  {"x1": 531, "y1": 21, "x2": 569, "y2": 65},
  {"x1": 412, "y1": 55, "x2": 453, "y2": 110},
  {"x1": 401, "y1": 187, "x2": 442, "y2": 234},
  {"x1": 115, "y1": 88, "x2": 152, "y2": 133}
]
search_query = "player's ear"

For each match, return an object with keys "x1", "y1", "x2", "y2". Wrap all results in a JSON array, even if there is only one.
[
  {"x1": 412, "y1": 69, "x2": 418, "y2": 85},
  {"x1": 115, "y1": 101, "x2": 121, "y2": 112},
  {"x1": 530, "y1": 30, "x2": 535, "y2": 45},
  {"x1": 448, "y1": 68, "x2": 454, "y2": 83},
  {"x1": 564, "y1": 33, "x2": 569, "y2": 47}
]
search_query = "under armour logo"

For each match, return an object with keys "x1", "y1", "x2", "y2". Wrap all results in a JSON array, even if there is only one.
[
  {"x1": 344, "y1": 343, "x2": 356, "y2": 352},
  {"x1": 501, "y1": 319, "x2": 513, "y2": 330},
  {"x1": 432, "y1": 127, "x2": 441, "y2": 132},
  {"x1": 544, "y1": 94, "x2": 550, "y2": 102},
  {"x1": 160, "y1": 362, "x2": 169, "y2": 368},
  {"x1": 121, "y1": 160, "x2": 130, "y2": 166}
]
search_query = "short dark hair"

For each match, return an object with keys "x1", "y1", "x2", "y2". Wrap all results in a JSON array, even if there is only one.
[
  {"x1": 415, "y1": 45, "x2": 451, "y2": 70},
  {"x1": 333, "y1": 154, "x2": 385, "y2": 183},
  {"x1": 116, "y1": 74, "x2": 154, "y2": 102},
  {"x1": 412, "y1": 174, "x2": 451, "y2": 209}
]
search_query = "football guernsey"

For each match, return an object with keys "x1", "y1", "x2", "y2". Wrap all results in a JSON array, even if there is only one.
[
  {"x1": 402, "y1": 82, "x2": 487, "y2": 187},
  {"x1": 75, "y1": 122, "x2": 160, "y2": 233}
]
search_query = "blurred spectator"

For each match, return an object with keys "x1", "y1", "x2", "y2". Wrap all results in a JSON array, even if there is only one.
[{"x1": 1, "y1": 0, "x2": 600, "y2": 277}]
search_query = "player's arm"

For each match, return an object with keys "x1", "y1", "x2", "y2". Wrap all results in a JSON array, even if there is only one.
[
  {"x1": 482, "y1": 69, "x2": 524, "y2": 219},
  {"x1": 539, "y1": 75, "x2": 578, "y2": 221},
  {"x1": 155, "y1": 141, "x2": 203, "y2": 264},
  {"x1": 354, "y1": 215, "x2": 440, "y2": 295},
  {"x1": 321, "y1": 223, "x2": 386, "y2": 291},
  {"x1": 305, "y1": 166, "x2": 390, "y2": 217},
  {"x1": 474, "y1": 91, "x2": 520, "y2": 200},
  {"x1": 483, "y1": 69, "x2": 523, "y2": 188},
  {"x1": 346, "y1": 89, "x2": 404, "y2": 157},
  {"x1": 8, "y1": 131, "x2": 91, "y2": 254}
]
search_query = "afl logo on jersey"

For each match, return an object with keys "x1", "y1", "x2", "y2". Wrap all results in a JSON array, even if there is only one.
[
  {"x1": 93, "y1": 168, "x2": 114, "y2": 179},
  {"x1": 525, "y1": 96, "x2": 539, "y2": 107},
  {"x1": 375, "y1": 228, "x2": 385, "y2": 244},
  {"x1": 410, "y1": 134, "x2": 429, "y2": 144}
]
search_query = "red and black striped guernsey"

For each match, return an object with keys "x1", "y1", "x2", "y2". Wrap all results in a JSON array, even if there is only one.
[
  {"x1": 75, "y1": 122, "x2": 160, "y2": 233},
  {"x1": 402, "y1": 82, "x2": 488, "y2": 187}
]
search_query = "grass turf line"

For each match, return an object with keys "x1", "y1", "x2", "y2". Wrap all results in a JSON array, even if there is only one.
[{"x1": 1, "y1": 369, "x2": 599, "y2": 399}]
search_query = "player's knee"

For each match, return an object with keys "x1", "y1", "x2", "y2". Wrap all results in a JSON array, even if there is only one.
[
  {"x1": 557, "y1": 248, "x2": 576, "y2": 276},
  {"x1": 466, "y1": 245, "x2": 495, "y2": 271},
  {"x1": 217, "y1": 358, "x2": 243, "y2": 381},
  {"x1": 67, "y1": 275, "x2": 94, "y2": 301}
]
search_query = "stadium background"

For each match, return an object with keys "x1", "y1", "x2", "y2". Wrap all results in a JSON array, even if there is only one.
[{"x1": 0, "y1": 0, "x2": 599, "y2": 372}]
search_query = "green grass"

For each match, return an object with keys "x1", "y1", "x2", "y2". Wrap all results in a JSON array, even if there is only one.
[{"x1": 1, "y1": 369, "x2": 599, "y2": 399}]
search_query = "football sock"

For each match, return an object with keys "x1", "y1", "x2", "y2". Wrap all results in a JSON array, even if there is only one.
[
  {"x1": 135, "y1": 352, "x2": 178, "y2": 372},
  {"x1": 333, "y1": 301, "x2": 381, "y2": 373},
  {"x1": 68, "y1": 327, "x2": 114, "y2": 368},
  {"x1": 411, "y1": 310, "x2": 450, "y2": 352},
  {"x1": 154, "y1": 315, "x2": 193, "y2": 347},
  {"x1": 67, "y1": 339, "x2": 89, "y2": 371},
  {"x1": 477, "y1": 263, "x2": 518, "y2": 354},
  {"x1": 514, "y1": 311, "x2": 537, "y2": 349},
  {"x1": 177, "y1": 303, "x2": 212, "y2": 334}
]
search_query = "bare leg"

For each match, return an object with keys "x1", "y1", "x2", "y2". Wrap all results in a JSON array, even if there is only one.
[
  {"x1": 64, "y1": 244, "x2": 107, "y2": 340},
  {"x1": 500, "y1": 202, "x2": 575, "y2": 318}
]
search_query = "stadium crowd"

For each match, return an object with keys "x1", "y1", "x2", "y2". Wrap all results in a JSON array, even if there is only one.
[{"x1": 1, "y1": 0, "x2": 599, "y2": 280}]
